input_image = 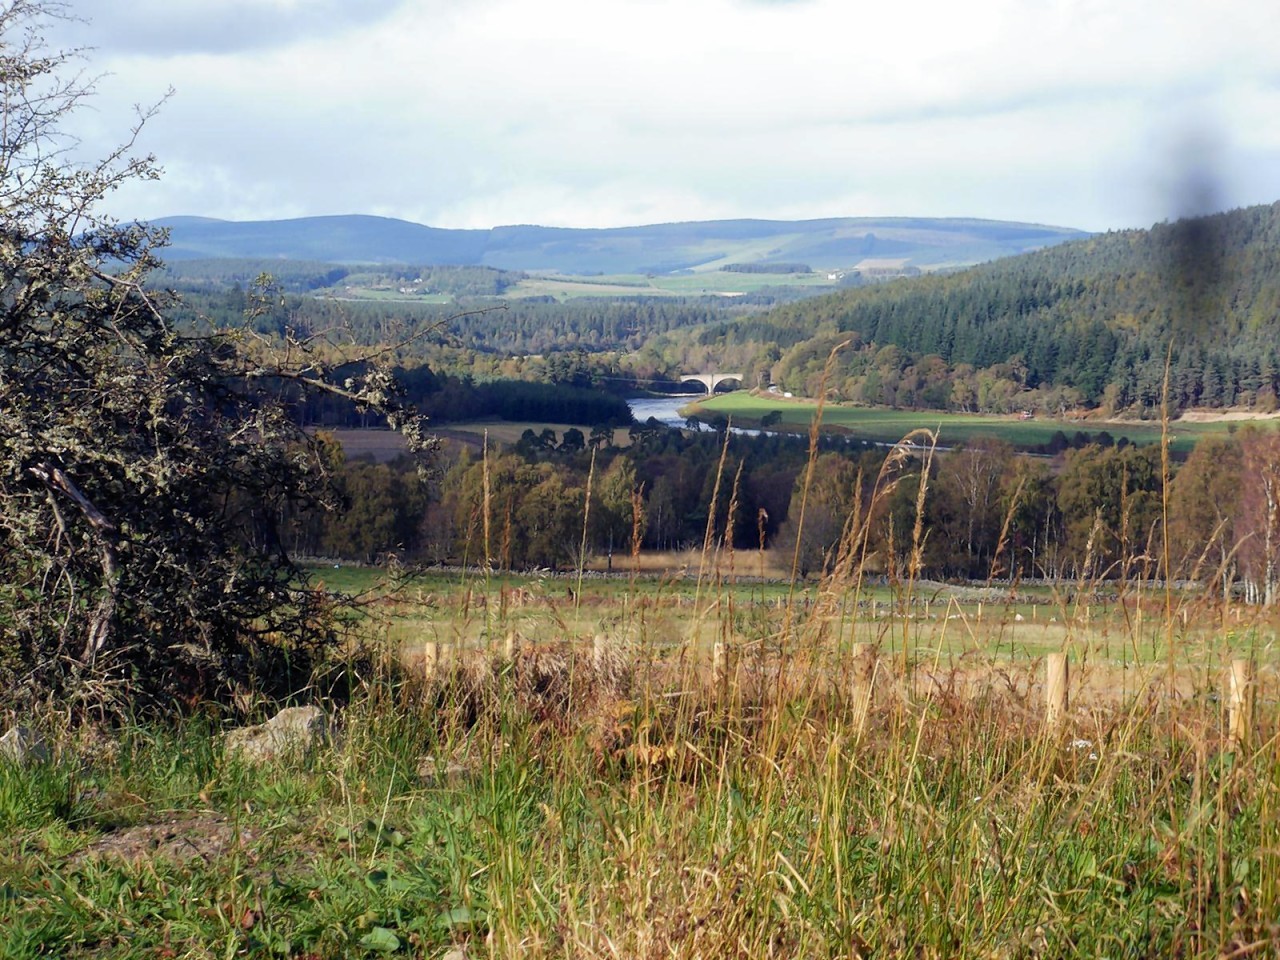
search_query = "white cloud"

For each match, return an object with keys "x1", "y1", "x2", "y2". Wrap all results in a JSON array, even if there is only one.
[{"x1": 50, "y1": 0, "x2": 1280, "y2": 231}]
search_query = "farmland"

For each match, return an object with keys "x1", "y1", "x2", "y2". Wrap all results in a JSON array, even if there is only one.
[
  {"x1": 322, "y1": 422, "x2": 634, "y2": 459},
  {"x1": 693, "y1": 390, "x2": 1266, "y2": 453},
  {"x1": 505, "y1": 269, "x2": 837, "y2": 300},
  {"x1": 322, "y1": 268, "x2": 838, "y2": 303}
]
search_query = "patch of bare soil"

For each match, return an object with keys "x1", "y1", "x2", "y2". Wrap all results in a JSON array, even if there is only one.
[
  {"x1": 69, "y1": 815, "x2": 256, "y2": 867},
  {"x1": 1176, "y1": 408, "x2": 1280, "y2": 423}
]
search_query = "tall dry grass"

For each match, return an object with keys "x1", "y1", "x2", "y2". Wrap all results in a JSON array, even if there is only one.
[{"x1": 347, "y1": 352, "x2": 1280, "y2": 957}]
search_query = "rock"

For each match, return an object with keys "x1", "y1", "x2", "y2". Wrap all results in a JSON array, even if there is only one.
[
  {"x1": 224, "y1": 706, "x2": 329, "y2": 764},
  {"x1": 441, "y1": 949, "x2": 468, "y2": 960},
  {"x1": 0, "y1": 725, "x2": 49, "y2": 765},
  {"x1": 416, "y1": 754, "x2": 471, "y2": 786}
]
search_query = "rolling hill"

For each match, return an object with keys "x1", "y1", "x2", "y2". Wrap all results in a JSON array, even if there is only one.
[
  {"x1": 151, "y1": 214, "x2": 1086, "y2": 275},
  {"x1": 722, "y1": 201, "x2": 1280, "y2": 412}
]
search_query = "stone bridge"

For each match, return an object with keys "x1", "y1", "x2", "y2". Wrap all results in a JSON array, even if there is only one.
[{"x1": 679, "y1": 372, "x2": 745, "y2": 394}]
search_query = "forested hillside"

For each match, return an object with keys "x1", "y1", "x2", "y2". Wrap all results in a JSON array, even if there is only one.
[
  {"x1": 171, "y1": 284, "x2": 733, "y2": 369},
  {"x1": 701, "y1": 202, "x2": 1280, "y2": 414}
]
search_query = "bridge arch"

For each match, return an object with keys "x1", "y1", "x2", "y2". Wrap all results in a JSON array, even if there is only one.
[{"x1": 679, "y1": 372, "x2": 745, "y2": 394}]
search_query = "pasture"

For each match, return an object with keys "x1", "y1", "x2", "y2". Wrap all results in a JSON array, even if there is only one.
[
  {"x1": 319, "y1": 422, "x2": 633, "y2": 459},
  {"x1": 504, "y1": 269, "x2": 835, "y2": 301},
  {"x1": 318, "y1": 563, "x2": 1278, "y2": 687},
  {"x1": 7, "y1": 560, "x2": 1280, "y2": 958},
  {"x1": 695, "y1": 391, "x2": 1260, "y2": 453}
]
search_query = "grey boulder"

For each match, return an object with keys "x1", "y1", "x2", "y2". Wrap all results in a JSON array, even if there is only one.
[{"x1": 224, "y1": 706, "x2": 330, "y2": 764}]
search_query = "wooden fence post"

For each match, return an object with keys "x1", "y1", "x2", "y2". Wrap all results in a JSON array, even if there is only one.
[
  {"x1": 851, "y1": 642, "x2": 875, "y2": 731},
  {"x1": 712, "y1": 641, "x2": 728, "y2": 690},
  {"x1": 422, "y1": 641, "x2": 440, "y2": 679},
  {"x1": 1046, "y1": 652, "x2": 1068, "y2": 729},
  {"x1": 1228, "y1": 658, "x2": 1255, "y2": 749}
]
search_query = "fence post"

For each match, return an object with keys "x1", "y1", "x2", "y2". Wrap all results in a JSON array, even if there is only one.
[
  {"x1": 422, "y1": 641, "x2": 440, "y2": 679},
  {"x1": 1228, "y1": 658, "x2": 1255, "y2": 749},
  {"x1": 1046, "y1": 652, "x2": 1068, "y2": 730},
  {"x1": 851, "y1": 642, "x2": 875, "y2": 732},
  {"x1": 712, "y1": 641, "x2": 728, "y2": 690}
]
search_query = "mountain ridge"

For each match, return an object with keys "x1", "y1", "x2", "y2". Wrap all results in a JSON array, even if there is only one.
[{"x1": 151, "y1": 213, "x2": 1087, "y2": 275}]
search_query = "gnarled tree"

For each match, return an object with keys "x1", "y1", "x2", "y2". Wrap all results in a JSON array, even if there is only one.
[{"x1": 0, "y1": 1, "x2": 431, "y2": 714}]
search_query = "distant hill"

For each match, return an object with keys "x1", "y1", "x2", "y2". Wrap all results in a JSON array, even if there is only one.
[
  {"x1": 729, "y1": 201, "x2": 1280, "y2": 412},
  {"x1": 151, "y1": 214, "x2": 1086, "y2": 275}
]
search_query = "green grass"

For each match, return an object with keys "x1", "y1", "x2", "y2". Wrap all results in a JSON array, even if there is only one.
[
  {"x1": 695, "y1": 392, "x2": 1260, "y2": 453},
  {"x1": 5, "y1": 619, "x2": 1280, "y2": 959}
]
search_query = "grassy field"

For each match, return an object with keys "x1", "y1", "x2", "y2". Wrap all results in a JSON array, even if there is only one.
[
  {"x1": 5, "y1": 559, "x2": 1280, "y2": 959},
  {"x1": 323, "y1": 270, "x2": 835, "y2": 302},
  {"x1": 321, "y1": 423, "x2": 633, "y2": 460},
  {"x1": 435, "y1": 421, "x2": 632, "y2": 448},
  {"x1": 9, "y1": 452, "x2": 1280, "y2": 960},
  {"x1": 331, "y1": 289, "x2": 456, "y2": 304},
  {"x1": 505, "y1": 270, "x2": 835, "y2": 301},
  {"x1": 695, "y1": 391, "x2": 1259, "y2": 453},
  {"x1": 312, "y1": 561, "x2": 1277, "y2": 675}
]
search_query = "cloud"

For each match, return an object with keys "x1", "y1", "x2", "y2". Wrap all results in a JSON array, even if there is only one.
[
  {"x1": 54, "y1": 0, "x2": 414, "y2": 55},
  {"x1": 44, "y1": 0, "x2": 1280, "y2": 232}
]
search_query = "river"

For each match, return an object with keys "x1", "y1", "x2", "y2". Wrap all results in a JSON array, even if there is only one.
[
  {"x1": 627, "y1": 395, "x2": 700, "y2": 428},
  {"x1": 627, "y1": 394, "x2": 768, "y2": 437},
  {"x1": 626, "y1": 394, "x2": 944, "y2": 450}
]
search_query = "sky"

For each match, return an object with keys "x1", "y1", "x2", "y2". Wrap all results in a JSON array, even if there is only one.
[{"x1": 48, "y1": 0, "x2": 1280, "y2": 233}]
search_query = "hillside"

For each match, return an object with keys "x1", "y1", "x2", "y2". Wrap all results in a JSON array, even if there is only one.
[
  {"x1": 152, "y1": 214, "x2": 1085, "y2": 275},
  {"x1": 700, "y1": 201, "x2": 1280, "y2": 414}
]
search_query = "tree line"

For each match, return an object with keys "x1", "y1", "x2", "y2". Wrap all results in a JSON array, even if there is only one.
[
  {"x1": 285, "y1": 362, "x2": 633, "y2": 431},
  {"x1": 291, "y1": 424, "x2": 1280, "y2": 606}
]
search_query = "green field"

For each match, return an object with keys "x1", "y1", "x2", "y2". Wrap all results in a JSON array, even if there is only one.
[
  {"x1": 505, "y1": 270, "x2": 835, "y2": 301},
  {"x1": 694, "y1": 391, "x2": 1263, "y2": 453},
  {"x1": 321, "y1": 269, "x2": 836, "y2": 303},
  {"x1": 305, "y1": 562, "x2": 1277, "y2": 671}
]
